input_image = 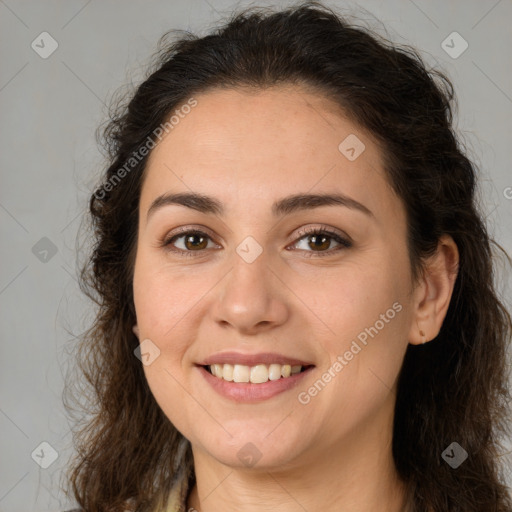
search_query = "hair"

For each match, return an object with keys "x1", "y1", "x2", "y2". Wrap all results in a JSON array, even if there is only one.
[{"x1": 64, "y1": 1, "x2": 512, "y2": 511}]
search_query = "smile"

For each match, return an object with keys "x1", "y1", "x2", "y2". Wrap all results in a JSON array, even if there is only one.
[
  {"x1": 206, "y1": 363, "x2": 309, "y2": 383},
  {"x1": 197, "y1": 364, "x2": 315, "y2": 403}
]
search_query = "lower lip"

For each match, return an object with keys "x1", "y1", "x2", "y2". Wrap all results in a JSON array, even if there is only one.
[{"x1": 197, "y1": 365, "x2": 314, "y2": 403}]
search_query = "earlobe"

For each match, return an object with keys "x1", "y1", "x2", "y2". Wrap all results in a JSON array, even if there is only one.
[
  {"x1": 408, "y1": 235, "x2": 459, "y2": 345},
  {"x1": 132, "y1": 324, "x2": 140, "y2": 339}
]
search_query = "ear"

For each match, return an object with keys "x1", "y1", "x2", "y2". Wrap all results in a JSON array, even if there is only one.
[
  {"x1": 408, "y1": 234, "x2": 459, "y2": 345},
  {"x1": 132, "y1": 324, "x2": 140, "y2": 339}
]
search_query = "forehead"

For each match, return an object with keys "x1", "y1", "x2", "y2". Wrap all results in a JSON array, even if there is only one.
[{"x1": 140, "y1": 85, "x2": 396, "y2": 221}]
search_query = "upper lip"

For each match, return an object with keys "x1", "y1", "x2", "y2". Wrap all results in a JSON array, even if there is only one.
[{"x1": 199, "y1": 351, "x2": 314, "y2": 367}]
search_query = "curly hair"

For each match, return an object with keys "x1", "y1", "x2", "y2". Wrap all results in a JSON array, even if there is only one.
[{"x1": 63, "y1": 2, "x2": 512, "y2": 511}]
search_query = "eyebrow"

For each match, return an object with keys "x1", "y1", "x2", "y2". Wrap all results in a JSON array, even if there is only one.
[{"x1": 146, "y1": 191, "x2": 374, "y2": 223}]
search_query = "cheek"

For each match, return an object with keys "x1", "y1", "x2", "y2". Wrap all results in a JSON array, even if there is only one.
[
  {"x1": 132, "y1": 257, "x2": 195, "y2": 381},
  {"x1": 133, "y1": 252, "x2": 194, "y2": 336},
  {"x1": 304, "y1": 256, "x2": 409, "y2": 404},
  {"x1": 133, "y1": 258, "x2": 202, "y2": 434},
  {"x1": 309, "y1": 257, "x2": 404, "y2": 342}
]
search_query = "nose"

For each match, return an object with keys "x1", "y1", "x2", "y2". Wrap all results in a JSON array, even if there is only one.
[{"x1": 211, "y1": 249, "x2": 289, "y2": 335}]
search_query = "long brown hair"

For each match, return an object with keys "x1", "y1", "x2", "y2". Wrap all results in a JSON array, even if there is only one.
[{"x1": 64, "y1": 2, "x2": 512, "y2": 511}]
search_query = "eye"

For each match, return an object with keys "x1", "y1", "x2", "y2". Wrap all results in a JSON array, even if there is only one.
[
  {"x1": 289, "y1": 225, "x2": 352, "y2": 257},
  {"x1": 161, "y1": 228, "x2": 218, "y2": 257},
  {"x1": 160, "y1": 225, "x2": 352, "y2": 258}
]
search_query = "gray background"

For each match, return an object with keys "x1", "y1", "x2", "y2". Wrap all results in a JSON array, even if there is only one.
[{"x1": 1, "y1": 0, "x2": 511, "y2": 510}]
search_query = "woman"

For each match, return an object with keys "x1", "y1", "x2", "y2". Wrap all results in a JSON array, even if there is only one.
[{"x1": 64, "y1": 2, "x2": 512, "y2": 511}]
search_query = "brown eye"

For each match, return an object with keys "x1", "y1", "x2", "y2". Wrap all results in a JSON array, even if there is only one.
[
  {"x1": 291, "y1": 227, "x2": 352, "y2": 257},
  {"x1": 306, "y1": 233, "x2": 331, "y2": 251},
  {"x1": 181, "y1": 232, "x2": 209, "y2": 251},
  {"x1": 161, "y1": 226, "x2": 351, "y2": 258},
  {"x1": 162, "y1": 230, "x2": 215, "y2": 256}
]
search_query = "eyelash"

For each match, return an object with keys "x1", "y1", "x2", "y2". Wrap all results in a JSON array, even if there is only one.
[{"x1": 160, "y1": 225, "x2": 352, "y2": 258}]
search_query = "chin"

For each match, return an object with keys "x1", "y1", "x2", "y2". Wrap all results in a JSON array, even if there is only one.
[{"x1": 193, "y1": 425, "x2": 305, "y2": 470}]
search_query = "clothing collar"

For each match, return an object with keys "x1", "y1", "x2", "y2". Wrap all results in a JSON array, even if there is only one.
[{"x1": 163, "y1": 461, "x2": 194, "y2": 512}]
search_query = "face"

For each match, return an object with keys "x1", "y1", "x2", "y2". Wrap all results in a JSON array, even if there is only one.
[{"x1": 132, "y1": 85, "x2": 417, "y2": 470}]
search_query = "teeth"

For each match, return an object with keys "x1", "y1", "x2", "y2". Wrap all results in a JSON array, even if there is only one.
[
  {"x1": 209, "y1": 363, "x2": 304, "y2": 383},
  {"x1": 281, "y1": 364, "x2": 291, "y2": 378},
  {"x1": 233, "y1": 364, "x2": 250, "y2": 383},
  {"x1": 250, "y1": 364, "x2": 268, "y2": 383},
  {"x1": 268, "y1": 364, "x2": 282, "y2": 381},
  {"x1": 222, "y1": 363, "x2": 234, "y2": 381}
]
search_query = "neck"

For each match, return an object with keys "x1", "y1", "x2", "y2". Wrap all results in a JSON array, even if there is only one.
[{"x1": 186, "y1": 395, "x2": 409, "y2": 512}]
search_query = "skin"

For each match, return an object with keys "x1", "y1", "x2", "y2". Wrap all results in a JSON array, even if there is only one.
[{"x1": 132, "y1": 85, "x2": 459, "y2": 512}]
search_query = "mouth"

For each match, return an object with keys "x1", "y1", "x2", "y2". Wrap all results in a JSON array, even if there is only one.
[
  {"x1": 196, "y1": 351, "x2": 315, "y2": 402},
  {"x1": 202, "y1": 363, "x2": 314, "y2": 384},
  {"x1": 196, "y1": 361, "x2": 315, "y2": 403}
]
